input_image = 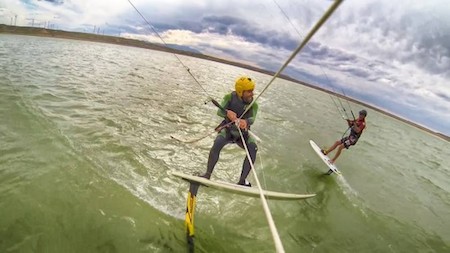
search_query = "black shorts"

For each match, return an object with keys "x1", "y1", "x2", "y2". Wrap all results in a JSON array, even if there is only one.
[{"x1": 340, "y1": 135, "x2": 357, "y2": 149}]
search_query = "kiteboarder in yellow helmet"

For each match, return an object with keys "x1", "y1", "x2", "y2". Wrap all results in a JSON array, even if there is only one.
[
  {"x1": 235, "y1": 76, "x2": 255, "y2": 99},
  {"x1": 200, "y1": 76, "x2": 258, "y2": 186}
]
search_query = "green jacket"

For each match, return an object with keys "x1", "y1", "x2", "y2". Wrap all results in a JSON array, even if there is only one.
[{"x1": 217, "y1": 91, "x2": 258, "y2": 139}]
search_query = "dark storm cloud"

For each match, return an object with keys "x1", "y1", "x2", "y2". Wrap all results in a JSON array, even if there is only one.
[
  {"x1": 346, "y1": 68, "x2": 372, "y2": 79},
  {"x1": 295, "y1": 42, "x2": 376, "y2": 80},
  {"x1": 153, "y1": 22, "x2": 180, "y2": 31},
  {"x1": 203, "y1": 15, "x2": 245, "y2": 28},
  {"x1": 301, "y1": 42, "x2": 330, "y2": 59},
  {"x1": 165, "y1": 15, "x2": 298, "y2": 51},
  {"x1": 39, "y1": 0, "x2": 64, "y2": 4},
  {"x1": 435, "y1": 91, "x2": 450, "y2": 101},
  {"x1": 332, "y1": 54, "x2": 357, "y2": 63},
  {"x1": 173, "y1": 21, "x2": 203, "y2": 33}
]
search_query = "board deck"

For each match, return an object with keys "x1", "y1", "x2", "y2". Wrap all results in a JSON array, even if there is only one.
[
  {"x1": 171, "y1": 171, "x2": 316, "y2": 200},
  {"x1": 309, "y1": 140, "x2": 341, "y2": 175}
]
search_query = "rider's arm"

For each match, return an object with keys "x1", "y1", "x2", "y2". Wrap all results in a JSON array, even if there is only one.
[{"x1": 217, "y1": 93, "x2": 232, "y2": 118}]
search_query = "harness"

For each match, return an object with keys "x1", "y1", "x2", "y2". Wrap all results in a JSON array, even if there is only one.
[
  {"x1": 217, "y1": 92, "x2": 254, "y2": 142},
  {"x1": 349, "y1": 118, "x2": 365, "y2": 141}
]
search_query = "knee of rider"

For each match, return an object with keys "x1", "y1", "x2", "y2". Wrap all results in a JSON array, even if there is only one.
[{"x1": 213, "y1": 135, "x2": 225, "y2": 145}]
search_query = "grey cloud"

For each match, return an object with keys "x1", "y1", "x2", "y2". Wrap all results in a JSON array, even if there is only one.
[
  {"x1": 39, "y1": 0, "x2": 64, "y2": 4},
  {"x1": 153, "y1": 15, "x2": 299, "y2": 51},
  {"x1": 204, "y1": 15, "x2": 298, "y2": 50},
  {"x1": 435, "y1": 91, "x2": 450, "y2": 101},
  {"x1": 347, "y1": 68, "x2": 372, "y2": 79},
  {"x1": 203, "y1": 15, "x2": 245, "y2": 27},
  {"x1": 154, "y1": 22, "x2": 181, "y2": 32},
  {"x1": 174, "y1": 21, "x2": 202, "y2": 33},
  {"x1": 374, "y1": 5, "x2": 449, "y2": 75},
  {"x1": 303, "y1": 44, "x2": 379, "y2": 80},
  {"x1": 333, "y1": 54, "x2": 358, "y2": 62},
  {"x1": 325, "y1": 1, "x2": 450, "y2": 80},
  {"x1": 398, "y1": 14, "x2": 450, "y2": 75},
  {"x1": 302, "y1": 42, "x2": 330, "y2": 59}
]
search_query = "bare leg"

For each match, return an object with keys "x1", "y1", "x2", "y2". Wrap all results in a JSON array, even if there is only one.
[
  {"x1": 326, "y1": 140, "x2": 341, "y2": 154},
  {"x1": 330, "y1": 144, "x2": 345, "y2": 163}
]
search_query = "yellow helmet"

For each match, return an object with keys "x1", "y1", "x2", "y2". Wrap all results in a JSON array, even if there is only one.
[{"x1": 235, "y1": 76, "x2": 255, "y2": 97}]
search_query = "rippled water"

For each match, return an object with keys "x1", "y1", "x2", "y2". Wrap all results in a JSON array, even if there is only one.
[{"x1": 1, "y1": 34, "x2": 449, "y2": 252}]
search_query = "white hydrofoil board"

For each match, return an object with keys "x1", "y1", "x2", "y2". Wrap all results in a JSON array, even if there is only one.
[
  {"x1": 309, "y1": 140, "x2": 341, "y2": 175},
  {"x1": 171, "y1": 171, "x2": 315, "y2": 200}
]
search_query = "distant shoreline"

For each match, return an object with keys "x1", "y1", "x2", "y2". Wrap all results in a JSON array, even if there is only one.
[{"x1": 1, "y1": 24, "x2": 448, "y2": 142}]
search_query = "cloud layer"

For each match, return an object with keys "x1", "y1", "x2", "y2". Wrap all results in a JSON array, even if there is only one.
[{"x1": 2, "y1": 0, "x2": 449, "y2": 135}]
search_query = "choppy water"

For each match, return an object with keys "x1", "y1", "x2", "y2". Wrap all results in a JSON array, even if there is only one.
[{"x1": 1, "y1": 34, "x2": 449, "y2": 253}]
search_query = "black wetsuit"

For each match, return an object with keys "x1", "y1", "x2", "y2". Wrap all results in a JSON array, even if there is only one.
[{"x1": 203, "y1": 92, "x2": 258, "y2": 185}]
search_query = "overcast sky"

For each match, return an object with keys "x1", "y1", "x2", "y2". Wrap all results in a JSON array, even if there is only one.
[{"x1": 1, "y1": 0, "x2": 449, "y2": 136}]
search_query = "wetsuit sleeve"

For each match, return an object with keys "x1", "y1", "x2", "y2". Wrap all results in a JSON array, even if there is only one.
[
  {"x1": 247, "y1": 102, "x2": 258, "y2": 125},
  {"x1": 217, "y1": 93, "x2": 232, "y2": 118}
]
